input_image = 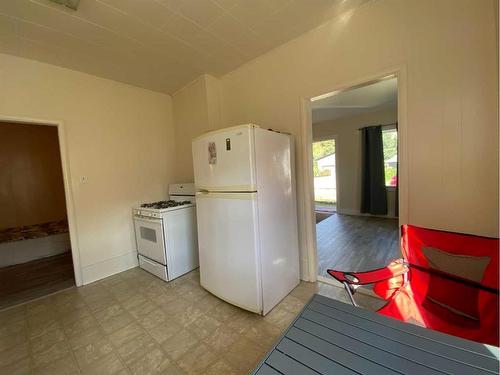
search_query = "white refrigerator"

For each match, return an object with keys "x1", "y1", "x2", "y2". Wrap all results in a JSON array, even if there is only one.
[{"x1": 192, "y1": 124, "x2": 300, "y2": 315}]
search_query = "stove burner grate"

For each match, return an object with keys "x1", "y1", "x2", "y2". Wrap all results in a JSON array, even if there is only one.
[{"x1": 140, "y1": 200, "x2": 191, "y2": 209}]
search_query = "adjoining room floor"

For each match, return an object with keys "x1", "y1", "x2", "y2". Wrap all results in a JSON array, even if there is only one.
[
  {"x1": 317, "y1": 214, "x2": 400, "y2": 278},
  {"x1": 0, "y1": 267, "x2": 373, "y2": 375},
  {"x1": 0, "y1": 252, "x2": 75, "y2": 310},
  {"x1": 315, "y1": 211, "x2": 333, "y2": 223},
  {"x1": 315, "y1": 203, "x2": 336, "y2": 213}
]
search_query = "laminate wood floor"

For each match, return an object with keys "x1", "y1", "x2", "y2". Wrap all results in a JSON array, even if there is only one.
[
  {"x1": 317, "y1": 214, "x2": 400, "y2": 278},
  {"x1": 0, "y1": 252, "x2": 75, "y2": 310}
]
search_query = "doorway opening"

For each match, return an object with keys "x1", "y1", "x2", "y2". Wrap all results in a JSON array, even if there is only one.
[
  {"x1": 310, "y1": 76, "x2": 401, "y2": 290},
  {"x1": 313, "y1": 138, "x2": 337, "y2": 224},
  {"x1": 0, "y1": 121, "x2": 75, "y2": 309}
]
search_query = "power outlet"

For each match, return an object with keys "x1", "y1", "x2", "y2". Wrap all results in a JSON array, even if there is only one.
[{"x1": 80, "y1": 176, "x2": 88, "y2": 184}]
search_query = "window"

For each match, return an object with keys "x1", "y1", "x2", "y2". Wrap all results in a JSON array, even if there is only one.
[{"x1": 382, "y1": 128, "x2": 397, "y2": 187}]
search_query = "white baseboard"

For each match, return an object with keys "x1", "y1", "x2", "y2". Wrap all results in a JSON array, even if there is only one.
[
  {"x1": 81, "y1": 251, "x2": 139, "y2": 285},
  {"x1": 337, "y1": 208, "x2": 398, "y2": 219},
  {"x1": 0, "y1": 233, "x2": 71, "y2": 267}
]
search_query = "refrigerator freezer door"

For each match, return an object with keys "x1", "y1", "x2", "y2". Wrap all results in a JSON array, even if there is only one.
[
  {"x1": 192, "y1": 125, "x2": 257, "y2": 192},
  {"x1": 195, "y1": 191, "x2": 262, "y2": 313}
]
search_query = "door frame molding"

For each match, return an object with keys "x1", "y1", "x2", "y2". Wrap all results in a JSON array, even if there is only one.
[
  {"x1": 299, "y1": 64, "x2": 408, "y2": 282},
  {"x1": 0, "y1": 115, "x2": 83, "y2": 286}
]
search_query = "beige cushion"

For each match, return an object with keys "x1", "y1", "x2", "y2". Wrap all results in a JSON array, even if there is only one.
[
  {"x1": 420, "y1": 246, "x2": 491, "y2": 321},
  {"x1": 421, "y1": 246, "x2": 490, "y2": 282}
]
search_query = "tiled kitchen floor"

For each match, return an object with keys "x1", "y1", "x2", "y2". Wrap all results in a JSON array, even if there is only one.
[{"x1": 0, "y1": 267, "x2": 366, "y2": 375}]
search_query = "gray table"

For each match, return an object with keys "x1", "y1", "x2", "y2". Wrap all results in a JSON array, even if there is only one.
[{"x1": 253, "y1": 294, "x2": 499, "y2": 375}]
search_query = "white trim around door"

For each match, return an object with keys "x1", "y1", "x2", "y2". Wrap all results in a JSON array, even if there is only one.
[
  {"x1": 0, "y1": 115, "x2": 83, "y2": 286},
  {"x1": 299, "y1": 64, "x2": 409, "y2": 283}
]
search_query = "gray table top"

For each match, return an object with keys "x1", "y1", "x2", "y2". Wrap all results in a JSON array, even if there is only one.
[{"x1": 253, "y1": 294, "x2": 499, "y2": 375}]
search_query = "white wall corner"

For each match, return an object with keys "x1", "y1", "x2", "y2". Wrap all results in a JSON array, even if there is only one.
[{"x1": 204, "y1": 74, "x2": 223, "y2": 130}]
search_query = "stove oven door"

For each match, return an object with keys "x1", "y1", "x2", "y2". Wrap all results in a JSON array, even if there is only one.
[{"x1": 134, "y1": 216, "x2": 166, "y2": 265}]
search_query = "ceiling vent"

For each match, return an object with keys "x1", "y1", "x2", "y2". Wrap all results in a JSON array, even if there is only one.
[{"x1": 48, "y1": 0, "x2": 80, "y2": 10}]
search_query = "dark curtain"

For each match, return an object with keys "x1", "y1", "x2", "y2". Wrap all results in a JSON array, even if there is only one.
[{"x1": 360, "y1": 125, "x2": 388, "y2": 215}]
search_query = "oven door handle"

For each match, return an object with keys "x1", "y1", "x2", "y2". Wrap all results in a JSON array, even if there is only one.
[{"x1": 134, "y1": 216, "x2": 162, "y2": 224}]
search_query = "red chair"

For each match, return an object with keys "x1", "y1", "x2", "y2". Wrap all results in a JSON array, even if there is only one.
[{"x1": 327, "y1": 224, "x2": 500, "y2": 346}]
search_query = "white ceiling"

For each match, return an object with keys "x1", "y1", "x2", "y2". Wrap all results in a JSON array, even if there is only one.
[
  {"x1": 311, "y1": 77, "x2": 397, "y2": 124},
  {"x1": 0, "y1": 0, "x2": 371, "y2": 94}
]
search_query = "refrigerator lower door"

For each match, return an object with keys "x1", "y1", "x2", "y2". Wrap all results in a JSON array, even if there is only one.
[{"x1": 196, "y1": 191, "x2": 262, "y2": 313}]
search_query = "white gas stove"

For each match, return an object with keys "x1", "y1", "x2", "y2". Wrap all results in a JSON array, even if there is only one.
[{"x1": 133, "y1": 183, "x2": 199, "y2": 281}]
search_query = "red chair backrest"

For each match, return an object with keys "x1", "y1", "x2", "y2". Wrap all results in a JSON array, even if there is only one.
[
  {"x1": 401, "y1": 225, "x2": 499, "y2": 344},
  {"x1": 402, "y1": 225, "x2": 498, "y2": 290}
]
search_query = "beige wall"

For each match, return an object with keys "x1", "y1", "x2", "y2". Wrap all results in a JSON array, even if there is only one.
[
  {"x1": 0, "y1": 53, "x2": 176, "y2": 284},
  {"x1": 313, "y1": 107, "x2": 398, "y2": 217},
  {"x1": 0, "y1": 0, "x2": 497, "y2": 285},
  {"x1": 0, "y1": 122, "x2": 67, "y2": 230},
  {"x1": 213, "y1": 0, "x2": 498, "y2": 278},
  {"x1": 172, "y1": 75, "x2": 222, "y2": 182}
]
